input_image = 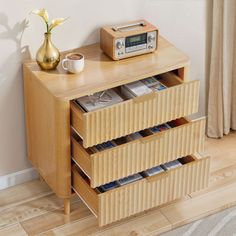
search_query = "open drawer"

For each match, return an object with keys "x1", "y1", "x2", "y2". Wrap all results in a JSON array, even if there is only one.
[
  {"x1": 72, "y1": 154, "x2": 210, "y2": 226},
  {"x1": 71, "y1": 117, "x2": 206, "y2": 188},
  {"x1": 71, "y1": 72, "x2": 200, "y2": 148}
]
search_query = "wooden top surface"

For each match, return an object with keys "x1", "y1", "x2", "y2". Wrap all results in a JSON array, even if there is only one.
[{"x1": 24, "y1": 36, "x2": 189, "y2": 101}]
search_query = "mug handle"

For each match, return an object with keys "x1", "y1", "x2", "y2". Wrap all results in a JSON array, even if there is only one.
[{"x1": 62, "y1": 59, "x2": 68, "y2": 71}]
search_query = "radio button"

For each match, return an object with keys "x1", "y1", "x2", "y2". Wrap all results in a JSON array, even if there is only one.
[
  {"x1": 148, "y1": 35, "x2": 155, "y2": 42},
  {"x1": 116, "y1": 41, "x2": 124, "y2": 49}
]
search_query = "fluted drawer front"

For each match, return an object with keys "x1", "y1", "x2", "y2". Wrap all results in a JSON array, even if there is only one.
[
  {"x1": 71, "y1": 74, "x2": 200, "y2": 148},
  {"x1": 72, "y1": 117, "x2": 206, "y2": 188},
  {"x1": 72, "y1": 154, "x2": 210, "y2": 226}
]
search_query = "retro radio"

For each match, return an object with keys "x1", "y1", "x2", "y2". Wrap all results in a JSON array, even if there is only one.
[{"x1": 100, "y1": 20, "x2": 158, "y2": 60}]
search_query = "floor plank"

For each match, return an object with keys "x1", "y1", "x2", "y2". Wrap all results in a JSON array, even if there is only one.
[
  {"x1": 39, "y1": 209, "x2": 171, "y2": 236},
  {"x1": 21, "y1": 200, "x2": 91, "y2": 236},
  {"x1": 37, "y1": 197, "x2": 190, "y2": 236},
  {"x1": 205, "y1": 131, "x2": 236, "y2": 172},
  {"x1": 0, "y1": 223, "x2": 28, "y2": 236},
  {"x1": 91, "y1": 210, "x2": 171, "y2": 236},
  {"x1": 0, "y1": 194, "x2": 62, "y2": 229},
  {"x1": 160, "y1": 181, "x2": 236, "y2": 228},
  {"x1": 0, "y1": 194, "x2": 79, "y2": 230},
  {"x1": 190, "y1": 162, "x2": 236, "y2": 197},
  {"x1": 0, "y1": 179, "x2": 51, "y2": 211}
]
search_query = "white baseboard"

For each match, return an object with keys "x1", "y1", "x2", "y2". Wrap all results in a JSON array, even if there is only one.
[{"x1": 0, "y1": 167, "x2": 39, "y2": 191}]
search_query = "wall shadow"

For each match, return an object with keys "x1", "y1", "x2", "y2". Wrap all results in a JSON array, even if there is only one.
[
  {"x1": 0, "y1": 12, "x2": 31, "y2": 85},
  {"x1": 0, "y1": 12, "x2": 32, "y2": 175}
]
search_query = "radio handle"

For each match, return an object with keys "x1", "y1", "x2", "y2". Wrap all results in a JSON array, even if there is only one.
[{"x1": 112, "y1": 21, "x2": 146, "y2": 32}]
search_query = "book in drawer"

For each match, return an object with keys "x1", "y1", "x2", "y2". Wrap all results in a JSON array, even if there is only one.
[
  {"x1": 71, "y1": 117, "x2": 205, "y2": 188},
  {"x1": 72, "y1": 154, "x2": 210, "y2": 226},
  {"x1": 71, "y1": 72, "x2": 200, "y2": 148}
]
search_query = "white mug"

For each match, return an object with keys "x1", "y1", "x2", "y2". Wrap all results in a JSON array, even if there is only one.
[{"x1": 62, "y1": 53, "x2": 85, "y2": 73}]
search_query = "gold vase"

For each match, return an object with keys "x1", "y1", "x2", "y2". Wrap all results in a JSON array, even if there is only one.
[{"x1": 36, "y1": 33, "x2": 60, "y2": 70}]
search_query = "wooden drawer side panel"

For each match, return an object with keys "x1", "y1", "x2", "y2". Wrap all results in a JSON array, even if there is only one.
[
  {"x1": 91, "y1": 118, "x2": 205, "y2": 187},
  {"x1": 71, "y1": 138, "x2": 92, "y2": 177},
  {"x1": 71, "y1": 102, "x2": 85, "y2": 137},
  {"x1": 72, "y1": 167, "x2": 99, "y2": 215},
  {"x1": 98, "y1": 157, "x2": 210, "y2": 226},
  {"x1": 84, "y1": 80, "x2": 199, "y2": 147}
]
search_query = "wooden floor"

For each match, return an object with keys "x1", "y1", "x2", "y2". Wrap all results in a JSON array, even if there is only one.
[{"x1": 0, "y1": 132, "x2": 236, "y2": 236}]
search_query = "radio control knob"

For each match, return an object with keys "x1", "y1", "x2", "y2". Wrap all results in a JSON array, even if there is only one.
[
  {"x1": 148, "y1": 35, "x2": 155, "y2": 42},
  {"x1": 116, "y1": 41, "x2": 124, "y2": 49}
]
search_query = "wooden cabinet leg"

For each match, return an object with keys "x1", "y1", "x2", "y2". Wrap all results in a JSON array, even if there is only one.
[{"x1": 64, "y1": 198, "x2": 71, "y2": 215}]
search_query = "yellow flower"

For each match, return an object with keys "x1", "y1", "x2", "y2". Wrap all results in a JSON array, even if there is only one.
[
  {"x1": 30, "y1": 9, "x2": 67, "y2": 33},
  {"x1": 31, "y1": 9, "x2": 49, "y2": 23},
  {"x1": 49, "y1": 18, "x2": 67, "y2": 31}
]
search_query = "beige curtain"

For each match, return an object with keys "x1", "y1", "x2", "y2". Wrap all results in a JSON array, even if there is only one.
[{"x1": 207, "y1": 0, "x2": 236, "y2": 138}]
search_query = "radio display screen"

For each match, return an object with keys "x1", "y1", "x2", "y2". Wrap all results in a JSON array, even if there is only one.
[{"x1": 125, "y1": 33, "x2": 147, "y2": 47}]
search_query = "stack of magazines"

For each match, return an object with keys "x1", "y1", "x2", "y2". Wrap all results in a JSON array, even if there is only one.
[
  {"x1": 121, "y1": 80, "x2": 152, "y2": 99},
  {"x1": 141, "y1": 77, "x2": 167, "y2": 91},
  {"x1": 121, "y1": 76, "x2": 167, "y2": 99},
  {"x1": 76, "y1": 89, "x2": 124, "y2": 112}
]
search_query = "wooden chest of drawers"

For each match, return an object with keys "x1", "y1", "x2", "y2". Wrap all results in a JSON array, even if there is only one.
[{"x1": 23, "y1": 36, "x2": 210, "y2": 227}]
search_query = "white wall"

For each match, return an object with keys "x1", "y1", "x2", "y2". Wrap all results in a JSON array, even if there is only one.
[
  {"x1": 142, "y1": 0, "x2": 207, "y2": 117},
  {"x1": 0, "y1": 0, "x2": 207, "y2": 181}
]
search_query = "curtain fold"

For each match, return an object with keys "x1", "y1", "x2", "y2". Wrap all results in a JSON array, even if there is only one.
[{"x1": 207, "y1": 0, "x2": 236, "y2": 138}]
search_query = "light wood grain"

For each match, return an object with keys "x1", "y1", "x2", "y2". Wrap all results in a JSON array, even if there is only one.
[
  {"x1": 36, "y1": 197, "x2": 190, "y2": 236},
  {"x1": 160, "y1": 181, "x2": 236, "y2": 228},
  {"x1": 0, "y1": 224, "x2": 27, "y2": 236},
  {"x1": 190, "y1": 162, "x2": 236, "y2": 198},
  {"x1": 63, "y1": 199, "x2": 70, "y2": 215},
  {"x1": 72, "y1": 166, "x2": 99, "y2": 216},
  {"x1": 23, "y1": 67, "x2": 71, "y2": 199},
  {"x1": 43, "y1": 210, "x2": 171, "y2": 236},
  {"x1": 0, "y1": 194, "x2": 66, "y2": 229},
  {"x1": 72, "y1": 154, "x2": 210, "y2": 226},
  {"x1": 72, "y1": 117, "x2": 206, "y2": 187},
  {"x1": 23, "y1": 36, "x2": 189, "y2": 101},
  {"x1": 71, "y1": 73, "x2": 200, "y2": 147},
  {"x1": 205, "y1": 131, "x2": 236, "y2": 172},
  {"x1": 91, "y1": 210, "x2": 171, "y2": 236},
  {"x1": 0, "y1": 180, "x2": 51, "y2": 211},
  {"x1": 177, "y1": 66, "x2": 190, "y2": 81},
  {"x1": 20, "y1": 201, "x2": 91, "y2": 236}
]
